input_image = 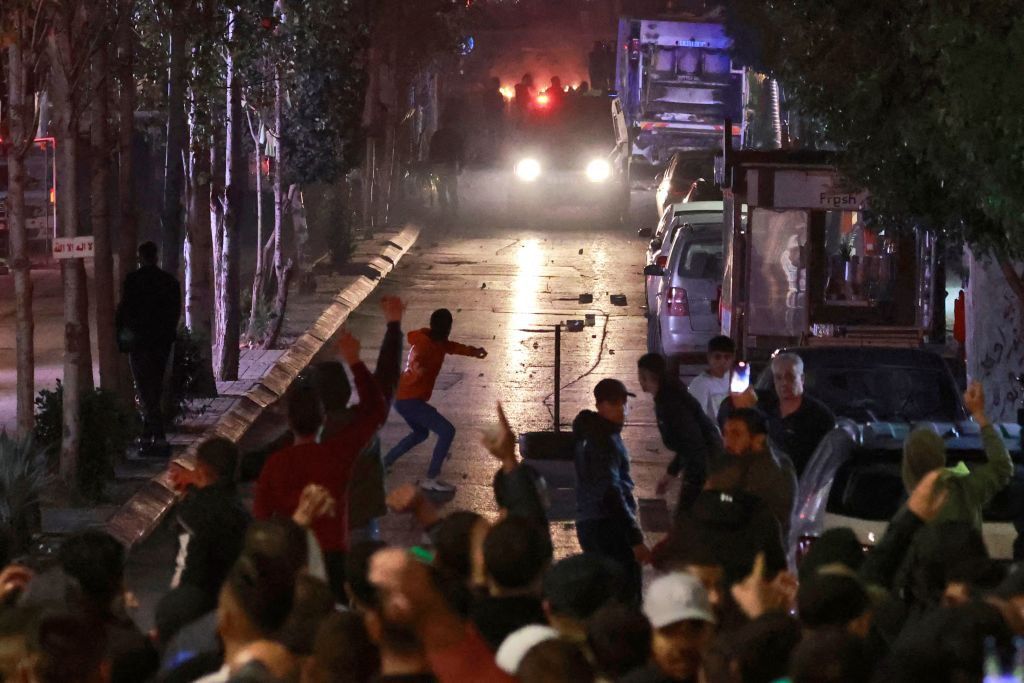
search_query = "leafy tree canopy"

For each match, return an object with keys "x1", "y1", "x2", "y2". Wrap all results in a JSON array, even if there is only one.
[{"x1": 724, "y1": 0, "x2": 1024, "y2": 257}]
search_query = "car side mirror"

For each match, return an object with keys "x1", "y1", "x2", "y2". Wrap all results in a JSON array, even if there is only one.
[
  {"x1": 637, "y1": 227, "x2": 653, "y2": 238},
  {"x1": 644, "y1": 264, "x2": 665, "y2": 277},
  {"x1": 649, "y1": 238, "x2": 662, "y2": 251}
]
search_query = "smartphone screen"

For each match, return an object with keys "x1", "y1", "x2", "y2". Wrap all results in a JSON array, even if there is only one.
[{"x1": 730, "y1": 362, "x2": 750, "y2": 393}]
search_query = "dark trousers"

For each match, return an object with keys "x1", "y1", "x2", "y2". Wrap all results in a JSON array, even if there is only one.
[
  {"x1": 129, "y1": 342, "x2": 173, "y2": 441},
  {"x1": 675, "y1": 453, "x2": 708, "y2": 518},
  {"x1": 433, "y1": 164, "x2": 459, "y2": 215},
  {"x1": 323, "y1": 550, "x2": 347, "y2": 603},
  {"x1": 576, "y1": 517, "x2": 642, "y2": 606}
]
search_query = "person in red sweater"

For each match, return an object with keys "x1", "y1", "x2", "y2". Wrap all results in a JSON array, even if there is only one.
[
  {"x1": 253, "y1": 329, "x2": 387, "y2": 597},
  {"x1": 384, "y1": 308, "x2": 487, "y2": 493}
]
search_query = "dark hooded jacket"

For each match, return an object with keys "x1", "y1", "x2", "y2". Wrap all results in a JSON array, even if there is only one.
[
  {"x1": 901, "y1": 424, "x2": 1012, "y2": 530},
  {"x1": 573, "y1": 410, "x2": 643, "y2": 546},
  {"x1": 656, "y1": 488, "x2": 786, "y2": 586}
]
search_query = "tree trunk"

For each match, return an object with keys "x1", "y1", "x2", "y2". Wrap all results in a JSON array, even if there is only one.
[
  {"x1": 261, "y1": 70, "x2": 291, "y2": 350},
  {"x1": 214, "y1": 11, "x2": 242, "y2": 381},
  {"x1": 183, "y1": 94, "x2": 217, "y2": 397},
  {"x1": 6, "y1": 36, "x2": 36, "y2": 439},
  {"x1": 965, "y1": 247, "x2": 1024, "y2": 421},
  {"x1": 160, "y1": 8, "x2": 188, "y2": 277},
  {"x1": 115, "y1": 0, "x2": 136, "y2": 285},
  {"x1": 210, "y1": 141, "x2": 223, "y2": 336},
  {"x1": 48, "y1": 18, "x2": 93, "y2": 486},
  {"x1": 115, "y1": 0, "x2": 136, "y2": 404},
  {"x1": 91, "y1": 32, "x2": 120, "y2": 395},
  {"x1": 245, "y1": 109, "x2": 267, "y2": 344}
]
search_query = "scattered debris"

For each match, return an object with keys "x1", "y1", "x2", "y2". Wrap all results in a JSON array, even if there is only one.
[
  {"x1": 533, "y1": 341, "x2": 539, "y2": 349},
  {"x1": 585, "y1": 313, "x2": 596, "y2": 326},
  {"x1": 480, "y1": 282, "x2": 487, "y2": 289},
  {"x1": 578, "y1": 248, "x2": 584, "y2": 255},
  {"x1": 578, "y1": 293, "x2": 593, "y2": 304},
  {"x1": 609, "y1": 349, "x2": 616, "y2": 355},
  {"x1": 610, "y1": 294, "x2": 627, "y2": 306},
  {"x1": 566, "y1": 320, "x2": 584, "y2": 332}
]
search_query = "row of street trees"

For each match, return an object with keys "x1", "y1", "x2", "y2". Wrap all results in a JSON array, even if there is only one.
[
  {"x1": 2, "y1": 0, "x2": 474, "y2": 494},
  {"x1": 725, "y1": 0, "x2": 1024, "y2": 418}
]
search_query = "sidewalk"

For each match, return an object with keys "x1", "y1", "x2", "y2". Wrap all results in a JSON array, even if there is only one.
[{"x1": 106, "y1": 226, "x2": 420, "y2": 547}]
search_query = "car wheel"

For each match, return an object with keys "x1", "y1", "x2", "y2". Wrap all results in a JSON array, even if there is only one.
[{"x1": 647, "y1": 315, "x2": 664, "y2": 354}]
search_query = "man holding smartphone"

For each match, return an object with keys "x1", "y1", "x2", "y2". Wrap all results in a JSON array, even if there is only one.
[{"x1": 637, "y1": 354, "x2": 723, "y2": 514}]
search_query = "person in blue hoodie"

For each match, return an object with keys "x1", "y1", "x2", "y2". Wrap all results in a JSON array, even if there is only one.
[{"x1": 573, "y1": 378, "x2": 651, "y2": 605}]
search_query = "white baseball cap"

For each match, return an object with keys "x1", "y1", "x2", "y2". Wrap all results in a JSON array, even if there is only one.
[
  {"x1": 495, "y1": 624, "x2": 560, "y2": 674},
  {"x1": 643, "y1": 572, "x2": 716, "y2": 629}
]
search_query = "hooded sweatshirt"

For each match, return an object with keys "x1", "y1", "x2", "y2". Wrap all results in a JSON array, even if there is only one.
[
  {"x1": 572, "y1": 410, "x2": 643, "y2": 546},
  {"x1": 395, "y1": 329, "x2": 480, "y2": 402},
  {"x1": 657, "y1": 488, "x2": 786, "y2": 586},
  {"x1": 900, "y1": 424, "x2": 1012, "y2": 529}
]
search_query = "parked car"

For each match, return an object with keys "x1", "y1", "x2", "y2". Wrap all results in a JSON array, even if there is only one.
[
  {"x1": 643, "y1": 201, "x2": 724, "y2": 318},
  {"x1": 644, "y1": 214, "x2": 725, "y2": 358},
  {"x1": 760, "y1": 346, "x2": 1024, "y2": 559},
  {"x1": 654, "y1": 152, "x2": 722, "y2": 214}
]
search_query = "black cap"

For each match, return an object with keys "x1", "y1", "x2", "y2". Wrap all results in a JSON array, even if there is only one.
[{"x1": 594, "y1": 378, "x2": 636, "y2": 403}]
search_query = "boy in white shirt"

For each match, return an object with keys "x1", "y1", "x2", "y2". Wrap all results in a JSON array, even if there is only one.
[{"x1": 688, "y1": 335, "x2": 735, "y2": 421}]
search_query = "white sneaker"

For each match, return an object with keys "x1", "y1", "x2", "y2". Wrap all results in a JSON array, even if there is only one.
[{"x1": 419, "y1": 478, "x2": 456, "y2": 493}]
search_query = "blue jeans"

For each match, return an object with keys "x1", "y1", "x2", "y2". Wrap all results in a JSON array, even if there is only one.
[{"x1": 384, "y1": 399, "x2": 456, "y2": 478}]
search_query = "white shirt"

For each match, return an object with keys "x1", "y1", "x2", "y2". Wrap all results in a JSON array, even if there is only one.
[{"x1": 688, "y1": 371, "x2": 731, "y2": 421}]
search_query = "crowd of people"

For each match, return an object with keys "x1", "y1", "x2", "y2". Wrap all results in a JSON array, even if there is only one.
[{"x1": 1, "y1": 298, "x2": 1021, "y2": 683}]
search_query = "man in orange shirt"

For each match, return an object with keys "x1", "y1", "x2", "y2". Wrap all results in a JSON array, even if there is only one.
[{"x1": 384, "y1": 308, "x2": 487, "y2": 492}]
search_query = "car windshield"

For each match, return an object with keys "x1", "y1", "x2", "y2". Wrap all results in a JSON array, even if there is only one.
[
  {"x1": 678, "y1": 237, "x2": 723, "y2": 279},
  {"x1": 759, "y1": 360, "x2": 963, "y2": 423}
]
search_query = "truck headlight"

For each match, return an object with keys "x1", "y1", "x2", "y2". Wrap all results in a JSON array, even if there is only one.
[
  {"x1": 514, "y1": 158, "x2": 542, "y2": 182},
  {"x1": 585, "y1": 159, "x2": 611, "y2": 182}
]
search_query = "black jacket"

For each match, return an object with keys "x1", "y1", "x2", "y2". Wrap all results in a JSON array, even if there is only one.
[
  {"x1": 655, "y1": 380, "x2": 722, "y2": 477},
  {"x1": 116, "y1": 264, "x2": 181, "y2": 349},
  {"x1": 658, "y1": 488, "x2": 787, "y2": 586},
  {"x1": 573, "y1": 410, "x2": 643, "y2": 546},
  {"x1": 718, "y1": 390, "x2": 835, "y2": 477},
  {"x1": 428, "y1": 127, "x2": 465, "y2": 167},
  {"x1": 174, "y1": 481, "x2": 251, "y2": 601}
]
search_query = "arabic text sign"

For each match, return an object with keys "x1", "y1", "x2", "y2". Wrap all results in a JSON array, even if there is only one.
[{"x1": 52, "y1": 237, "x2": 95, "y2": 260}]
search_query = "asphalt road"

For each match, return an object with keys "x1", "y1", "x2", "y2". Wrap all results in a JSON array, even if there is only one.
[{"x1": 126, "y1": 168, "x2": 681, "y2": 629}]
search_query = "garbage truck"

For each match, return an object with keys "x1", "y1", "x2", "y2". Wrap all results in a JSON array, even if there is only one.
[{"x1": 615, "y1": 17, "x2": 742, "y2": 168}]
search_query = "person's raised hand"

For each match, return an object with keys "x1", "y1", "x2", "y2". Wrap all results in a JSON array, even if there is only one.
[
  {"x1": 167, "y1": 462, "x2": 197, "y2": 493},
  {"x1": 964, "y1": 381, "x2": 989, "y2": 427},
  {"x1": 292, "y1": 484, "x2": 336, "y2": 527},
  {"x1": 0, "y1": 565, "x2": 33, "y2": 605},
  {"x1": 731, "y1": 553, "x2": 795, "y2": 619},
  {"x1": 336, "y1": 330, "x2": 361, "y2": 365},
  {"x1": 481, "y1": 402, "x2": 516, "y2": 464},
  {"x1": 381, "y1": 296, "x2": 405, "y2": 324},
  {"x1": 907, "y1": 468, "x2": 949, "y2": 522},
  {"x1": 474, "y1": 347, "x2": 488, "y2": 359},
  {"x1": 731, "y1": 387, "x2": 758, "y2": 409},
  {"x1": 386, "y1": 483, "x2": 423, "y2": 514}
]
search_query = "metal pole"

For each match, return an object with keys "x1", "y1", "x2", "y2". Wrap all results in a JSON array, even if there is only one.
[{"x1": 554, "y1": 323, "x2": 561, "y2": 432}]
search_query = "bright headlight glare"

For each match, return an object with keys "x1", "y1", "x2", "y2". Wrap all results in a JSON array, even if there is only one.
[
  {"x1": 586, "y1": 159, "x2": 611, "y2": 182},
  {"x1": 515, "y1": 158, "x2": 542, "y2": 182}
]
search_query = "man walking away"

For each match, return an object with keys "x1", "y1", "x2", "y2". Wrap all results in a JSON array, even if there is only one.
[
  {"x1": 116, "y1": 241, "x2": 181, "y2": 454},
  {"x1": 638, "y1": 353, "x2": 722, "y2": 514},
  {"x1": 573, "y1": 378, "x2": 650, "y2": 605},
  {"x1": 429, "y1": 117, "x2": 466, "y2": 218},
  {"x1": 385, "y1": 308, "x2": 487, "y2": 493},
  {"x1": 687, "y1": 336, "x2": 735, "y2": 421}
]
